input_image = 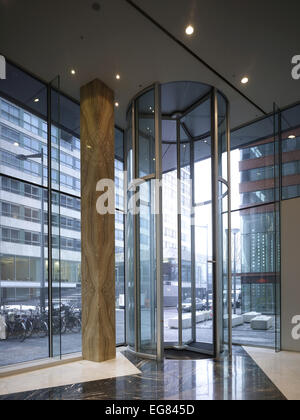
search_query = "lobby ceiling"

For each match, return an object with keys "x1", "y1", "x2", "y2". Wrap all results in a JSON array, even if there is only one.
[{"x1": 0, "y1": 0, "x2": 299, "y2": 129}]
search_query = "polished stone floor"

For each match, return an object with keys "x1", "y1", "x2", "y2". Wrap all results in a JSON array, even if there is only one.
[
  {"x1": 244, "y1": 347, "x2": 300, "y2": 400},
  {"x1": 0, "y1": 347, "x2": 286, "y2": 400}
]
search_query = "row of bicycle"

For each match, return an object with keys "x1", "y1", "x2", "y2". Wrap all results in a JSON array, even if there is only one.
[{"x1": 0, "y1": 305, "x2": 82, "y2": 342}]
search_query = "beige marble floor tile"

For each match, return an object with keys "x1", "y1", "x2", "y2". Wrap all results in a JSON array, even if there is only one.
[
  {"x1": 0, "y1": 352, "x2": 140, "y2": 396},
  {"x1": 244, "y1": 346, "x2": 300, "y2": 400}
]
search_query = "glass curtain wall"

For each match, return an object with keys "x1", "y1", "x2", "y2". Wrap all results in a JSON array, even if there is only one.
[
  {"x1": 231, "y1": 98, "x2": 300, "y2": 350},
  {"x1": 0, "y1": 61, "x2": 125, "y2": 368},
  {"x1": 50, "y1": 85, "x2": 82, "y2": 357},
  {"x1": 230, "y1": 107, "x2": 284, "y2": 348},
  {"x1": 0, "y1": 64, "x2": 50, "y2": 366}
]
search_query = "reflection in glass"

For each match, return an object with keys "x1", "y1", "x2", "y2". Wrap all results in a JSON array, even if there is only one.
[
  {"x1": 0, "y1": 176, "x2": 49, "y2": 366},
  {"x1": 229, "y1": 205, "x2": 277, "y2": 348},
  {"x1": 115, "y1": 130, "x2": 125, "y2": 345},
  {"x1": 162, "y1": 143, "x2": 178, "y2": 345},
  {"x1": 138, "y1": 181, "x2": 156, "y2": 354},
  {"x1": 137, "y1": 90, "x2": 155, "y2": 178},
  {"x1": 0, "y1": 62, "x2": 126, "y2": 367},
  {"x1": 181, "y1": 143, "x2": 192, "y2": 345}
]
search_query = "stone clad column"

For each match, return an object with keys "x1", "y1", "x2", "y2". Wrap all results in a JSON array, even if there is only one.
[{"x1": 80, "y1": 79, "x2": 116, "y2": 362}]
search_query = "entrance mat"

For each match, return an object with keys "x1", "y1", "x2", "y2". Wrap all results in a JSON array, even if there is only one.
[{"x1": 164, "y1": 349, "x2": 213, "y2": 360}]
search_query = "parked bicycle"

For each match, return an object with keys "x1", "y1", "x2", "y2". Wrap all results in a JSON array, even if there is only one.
[
  {"x1": 1, "y1": 311, "x2": 27, "y2": 342},
  {"x1": 0, "y1": 302, "x2": 82, "y2": 342},
  {"x1": 62, "y1": 305, "x2": 81, "y2": 333},
  {"x1": 25, "y1": 310, "x2": 48, "y2": 339}
]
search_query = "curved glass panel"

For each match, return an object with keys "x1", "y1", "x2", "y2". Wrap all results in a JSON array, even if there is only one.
[
  {"x1": 126, "y1": 190, "x2": 135, "y2": 349},
  {"x1": 137, "y1": 90, "x2": 155, "y2": 178},
  {"x1": 138, "y1": 180, "x2": 156, "y2": 354},
  {"x1": 181, "y1": 142, "x2": 192, "y2": 345},
  {"x1": 125, "y1": 107, "x2": 135, "y2": 349},
  {"x1": 162, "y1": 142, "x2": 178, "y2": 345}
]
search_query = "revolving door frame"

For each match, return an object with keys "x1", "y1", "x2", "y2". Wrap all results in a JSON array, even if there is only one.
[{"x1": 125, "y1": 82, "x2": 232, "y2": 361}]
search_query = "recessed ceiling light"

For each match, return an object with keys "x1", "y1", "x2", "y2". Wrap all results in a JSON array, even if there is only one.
[
  {"x1": 71, "y1": 69, "x2": 76, "y2": 75},
  {"x1": 92, "y1": 2, "x2": 101, "y2": 11},
  {"x1": 185, "y1": 25, "x2": 194, "y2": 35},
  {"x1": 241, "y1": 77, "x2": 249, "y2": 84},
  {"x1": 14, "y1": 142, "x2": 19, "y2": 147},
  {"x1": 288, "y1": 135, "x2": 296, "y2": 139},
  {"x1": 34, "y1": 98, "x2": 39, "y2": 103},
  {"x1": 115, "y1": 102, "x2": 119, "y2": 108},
  {"x1": 116, "y1": 74, "x2": 121, "y2": 80}
]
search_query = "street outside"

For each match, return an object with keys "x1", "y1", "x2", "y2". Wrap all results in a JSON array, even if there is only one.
[
  {"x1": 0, "y1": 309, "x2": 125, "y2": 367},
  {"x1": 163, "y1": 307, "x2": 276, "y2": 347},
  {"x1": 0, "y1": 307, "x2": 276, "y2": 367}
]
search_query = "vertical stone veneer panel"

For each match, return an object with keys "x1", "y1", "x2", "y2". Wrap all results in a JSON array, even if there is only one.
[{"x1": 80, "y1": 79, "x2": 116, "y2": 362}]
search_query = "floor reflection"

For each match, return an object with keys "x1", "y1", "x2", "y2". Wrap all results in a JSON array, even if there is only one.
[{"x1": 0, "y1": 347, "x2": 286, "y2": 400}]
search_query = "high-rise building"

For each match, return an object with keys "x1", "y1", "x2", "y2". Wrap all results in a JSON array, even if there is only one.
[
  {"x1": 238, "y1": 128, "x2": 300, "y2": 314},
  {"x1": 0, "y1": 96, "x2": 81, "y2": 307}
]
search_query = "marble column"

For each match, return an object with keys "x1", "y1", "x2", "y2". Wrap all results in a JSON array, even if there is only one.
[{"x1": 80, "y1": 79, "x2": 116, "y2": 362}]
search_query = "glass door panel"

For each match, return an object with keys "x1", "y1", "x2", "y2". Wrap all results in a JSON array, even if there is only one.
[
  {"x1": 186, "y1": 136, "x2": 214, "y2": 354},
  {"x1": 181, "y1": 142, "x2": 193, "y2": 345},
  {"x1": 138, "y1": 180, "x2": 156, "y2": 354},
  {"x1": 125, "y1": 85, "x2": 162, "y2": 359},
  {"x1": 125, "y1": 107, "x2": 135, "y2": 349},
  {"x1": 218, "y1": 93, "x2": 231, "y2": 355},
  {"x1": 136, "y1": 90, "x2": 155, "y2": 178},
  {"x1": 162, "y1": 138, "x2": 178, "y2": 346}
]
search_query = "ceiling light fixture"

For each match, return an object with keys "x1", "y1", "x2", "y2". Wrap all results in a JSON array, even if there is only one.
[
  {"x1": 34, "y1": 98, "x2": 39, "y2": 103},
  {"x1": 116, "y1": 74, "x2": 121, "y2": 80},
  {"x1": 14, "y1": 142, "x2": 19, "y2": 147},
  {"x1": 241, "y1": 77, "x2": 249, "y2": 84},
  {"x1": 115, "y1": 102, "x2": 119, "y2": 108},
  {"x1": 92, "y1": 2, "x2": 101, "y2": 11},
  {"x1": 71, "y1": 69, "x2": 76, "y2": 75},
  {"x1": 288, "y1": 135, "x2": 296, "y2": 139},
  {"x1": 185, "y1": 25, "x2": 194, "y2": 36}
]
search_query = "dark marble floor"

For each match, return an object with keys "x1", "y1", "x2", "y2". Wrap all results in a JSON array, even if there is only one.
[{"x1": 0, "y1": 347, "x2": 286, "y2": 400}]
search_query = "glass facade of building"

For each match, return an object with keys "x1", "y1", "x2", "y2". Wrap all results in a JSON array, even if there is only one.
[
  {"x1": 230, "y1": 103, "x2": 300, "y2": 348},
  {"x1": 0, "y1": 63, "x2": 125, "y2": 367}
]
